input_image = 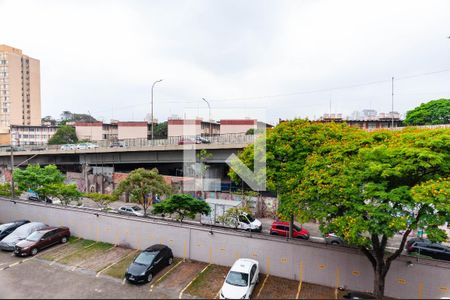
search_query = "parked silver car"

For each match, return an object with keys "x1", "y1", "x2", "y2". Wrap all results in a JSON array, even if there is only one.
[
  {"x1": 0, "y1": 222, "x2": 48, "y2": 251},
  {"x1": 117, "y1": 205, "x2": 145, "y2": 217}
]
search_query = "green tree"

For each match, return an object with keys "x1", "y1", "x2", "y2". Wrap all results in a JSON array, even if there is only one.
[
  {"x1": 48, "y1": 125, "x2": 78, "y2": 145},
  {"x1": 153, "y1": 121, "x2": 168, "y2": 139},
  {"x1": 13, "y1": 164, "x2": 65, "y2": 199},
  {"x1": 113, "y1": 168, "x2": 172, "y2": 216},
  {"x1": 47, "y1": 183, "x2": 82, "y2": 206},
  {"x1": 84, "y1": 192, "x2": 116, "y2": 210},
  {"x1": 152, "y1": 194, "x2": 211, "y2": 222},
  {"x1": 404, "y1": 98, "x2": 450, "y2": 125},
  {"x1": 294, "y1": 127, "x2": 450, "y2": 299},
  {"x1": 230, "y1": 120, "x2": 450, "y2": 299}
]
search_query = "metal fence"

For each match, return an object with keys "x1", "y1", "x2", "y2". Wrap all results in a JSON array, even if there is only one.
[{"x1": 0, "y1": 133, "x2": 257, "y2": 153}]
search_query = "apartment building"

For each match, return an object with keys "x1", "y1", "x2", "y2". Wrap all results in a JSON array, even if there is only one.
[
  {"x1": 0, "y1": 45, "x2": 41, "y2": 133},
  {"x1": 219, "y1": 119, "x2": 273, "y2": 135},
  {"x1": 118, "y1": 122, "x2": 148, "y2": 140},
  {"x1": 319, "y1": 112, "x2": 403, "y2": 130},
  {"x1": 10, "y1": 124, "x2": 58, "y2": 146},
  {"x1": 167, "y1": 118, "x2": 220, "y2": 137}
]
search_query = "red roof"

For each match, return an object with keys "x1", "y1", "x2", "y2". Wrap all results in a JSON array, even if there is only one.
[
  {"x1": 117, "y1": 122, "x2": 148, "y2": 127},
  {"x1": 168, "y1": 119, "x2": 201, "y2": 125},
  {"x1": 75, "y1": 122, "x2": 102, "y2": 127},
  {"x1": 220, "y1": 119, "x2": 256, "y2": 125}
]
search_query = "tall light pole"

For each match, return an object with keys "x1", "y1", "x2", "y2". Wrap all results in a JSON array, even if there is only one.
[
  {"x1": 202, "y1": 98, "x2": 211, "y2": 139},
  {"x1": 391, "y1": 77, "x2": 395, "y2": 128},
  {"x1": 151, "y1": 79, "x2": 163, "y2": 142}
]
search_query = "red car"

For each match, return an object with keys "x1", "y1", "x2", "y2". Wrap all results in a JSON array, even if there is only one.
[
  {"x1": 14, "y1": 226, "x2": 71, "y2": 256},
  {"x1": 270, "y1": 221, "x2": 310, "y2": 239}
]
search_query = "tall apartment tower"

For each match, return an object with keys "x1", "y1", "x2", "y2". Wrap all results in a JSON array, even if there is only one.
[{"x1": 0, "y1": 45, "x2": 41, "y2": 134}]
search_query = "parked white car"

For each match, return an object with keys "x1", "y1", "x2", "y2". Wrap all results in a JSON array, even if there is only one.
[
  {"x1": 76, "y1": 143, "x2": 98, "y2": 150},
  {"x1": 201, "y1": 199, "x2": 263, "y2": 232},
  {"x1": 117, "y1": 205, "x2": 145, "y2": 217},
  {"x1": 220, "y1": 258, "x2": 259, "y2": 299},
  {"x1": 60, "y1": 144, "x2": 76, "y2": 150}
]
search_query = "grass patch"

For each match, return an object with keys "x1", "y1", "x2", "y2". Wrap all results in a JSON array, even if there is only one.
[
  {"x1": 185, "y1": 264, "x2": 228, "y2": 299},
  {"x1": 39, "y1": 238, "x2": 86, "y2": 261},
  {"x1": 58, "y1": 241, "x2": 114, "y2": 266},
  {"x1": 103, "y1": 252, "x2": 137, "y2": 279}
]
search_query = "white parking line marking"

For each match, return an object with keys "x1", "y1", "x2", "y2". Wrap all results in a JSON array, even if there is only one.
[
  {"x1": 256, "y1": 274, "x2": 270, "y2": 298},
  {"x1": 96, "y1": 249, "x2": 138, "y2": 278},
  {"x1": 179, "y1": 264, "x2": 210, "y2": 299},
  {"x1": 122, "y1": 278, "x2": 126, "y2": 285},
  {"x1": 149, "y1": 260, "x2": 184, "y2": 292}
]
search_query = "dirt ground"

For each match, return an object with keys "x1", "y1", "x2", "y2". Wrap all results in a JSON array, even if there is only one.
[
  {"x1": 254, "y1": 275, "x2": 299, "y2": 299},
  {"x1": 299, "y1": 282, "x2": 336, "y2": 299},
  {"x1": 78, "y1": 246, "x2": 134, "y2": 272},
  {"x1": 185, "y1": 264, "x2": 229, "y2": 299},
  {"x1": 153, "y1": 260, "x2": 208, "y2": 299}
]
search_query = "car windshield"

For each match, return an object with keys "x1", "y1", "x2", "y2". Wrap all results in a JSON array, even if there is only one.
[
  {"x1": 132, "y1": 206, "x2": 142, "y2": 211},
  {"x1": 26, "y1": 231, "x2": 45, "y2": 242},
  {"x1": 134, "y1": 251, "x2": 157, "y2": 265},
  {"x1": 246, "y1": 214, "x2": 255, "y2": 222},
  {"x1": 294, "y1": 224, "x2": 302, "y2": 231},
  {"x1": 0, "y1": 223, "x2": 13, "y2": 232},
  {"x1": 226, "y1": 271, "x2": 249, "y2": 287}
]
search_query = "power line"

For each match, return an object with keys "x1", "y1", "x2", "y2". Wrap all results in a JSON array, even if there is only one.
[{"x1": 88, "y1": 66, "x2": 450, "y2": 115}]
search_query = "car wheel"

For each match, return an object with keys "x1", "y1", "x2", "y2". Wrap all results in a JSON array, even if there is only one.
[
  {"x1": 330, "y1": 241, "x2": 340, "y2": 245},
  {"x1": 168, "y1": 256, "x2": 173, "y2": 265},
  {"x1": 61, "y1": 236, "x2": 68, "y2": 244},
  {"x1": 270, "y1": 231, "x2": 277, "y2": 235},
  {"x1": 31, "y1": 248, "x2": 38, "y2": 256},
  {"x1": 147, "y1": 273, "x2": 153, "y2": 283}
]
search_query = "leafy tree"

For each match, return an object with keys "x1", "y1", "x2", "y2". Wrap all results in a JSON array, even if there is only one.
[
  {"x1": 0, "y1": 183, "x2": 15, "y2": 197},
  {"x1": 13, "y1": 164, "x2": 65, "y2": 199},
  {"x1": 41, "y1": 115, "x2": 57, "y2": 125},
  {"x1": 47, "y1": 183, "x2": 82, "y2": 206},
  {"x1": 196, "y1": 149, "x2": 212, "y2": 198},
  {"x1": 152, "y1": 194, "x2": 211, "y2": 222},
  {"x1": 60, "y1": 111, "x2": 97, "y2": 123},
  {"x1": 293, "y1": 127, "x2": 450, "y2": 299},
  {"x1": 113, "y1": 168, "x2": 172, "y2": 216},
  {"x1": 153, "y1": 122, "x2": 168, "y2": 139},
  {"x1": 48, "y1": 125, "x2": 78, "y2": 145},
  {"x1": 404, "y1": 98, "x2": 450, "y2": 125},
  {"x1": 231, "y1": 120, "x2": 450, "y2": 299},
  {"x1": 84, "y1": 192, "x2": 116, "y2": 210}
]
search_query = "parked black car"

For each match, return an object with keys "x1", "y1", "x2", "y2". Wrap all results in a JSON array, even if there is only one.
[
  {"x1": 0, "y1": 220, "x2": 30, "y2": 241},
  {"x1": 343, "y1": 291, "x2": 375, "y2": 299},
  {"x1": 125, "y1": 244, "x2": 174, "y2": 283},
  {"x1": 407, "y1": 240, "x2": 450, "y2": 261}
]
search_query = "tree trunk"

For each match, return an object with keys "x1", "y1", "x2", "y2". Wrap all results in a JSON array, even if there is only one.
[{"x1": 373, "y1": 265, "x2": 387, "y2": 300}]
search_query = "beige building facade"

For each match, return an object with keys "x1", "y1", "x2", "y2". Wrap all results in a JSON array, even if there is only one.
[
  {"x1": 167, "y1": 118, "x2": 220, "y2": 137},
  {"x1": 10, "y1": 125, "x2": 58, "y2": 146},
  {"x1": 0, "y1": 45, "x2": 41, "y2": 134},
  {"x1": 117, "y1": 122, "x2": 148, "y2": 140}
]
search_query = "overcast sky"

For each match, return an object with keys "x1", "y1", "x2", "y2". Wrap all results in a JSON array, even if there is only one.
[{"x1": 1, "y1": 0, "x2": 450, "y2": 124}]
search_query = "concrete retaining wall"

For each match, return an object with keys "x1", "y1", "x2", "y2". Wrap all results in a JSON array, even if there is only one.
[{"x1": 0, "y1": 198, "x2": 449, "y2": 299}]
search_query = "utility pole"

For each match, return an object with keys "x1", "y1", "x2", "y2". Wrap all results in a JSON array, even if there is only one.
[
  {"x1": 10, "y1": 146, "x2": 15, "y2": 200},
  {"x1": 202, "y1": 98, "x2": 211, "y2": 139},
  {"x1": 151, "y1": 79, "x2": 163, "y2": 143},
  {"x1": 391, "y1": 77, "x2": 395, "y2": 128}
]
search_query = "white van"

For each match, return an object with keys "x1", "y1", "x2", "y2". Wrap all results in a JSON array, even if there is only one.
[{"x1": 201, "y1": 198, "x2": 262, "y2": 232}]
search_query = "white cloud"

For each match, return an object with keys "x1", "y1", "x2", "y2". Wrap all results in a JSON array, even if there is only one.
[{"x1": 1, "y1": 0, "x2": 449, "y2": 124}]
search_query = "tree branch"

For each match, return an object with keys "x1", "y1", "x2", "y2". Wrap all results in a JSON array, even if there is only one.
[{"x1": 360, "y1": 246, "x2": 377, "y2": 270}]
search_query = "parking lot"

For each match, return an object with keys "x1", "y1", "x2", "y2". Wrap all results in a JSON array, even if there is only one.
[{"x1": 0, "y1": 236, "x2": 343, "y2": 299}]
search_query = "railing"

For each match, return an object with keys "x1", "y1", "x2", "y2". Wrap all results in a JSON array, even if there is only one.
[{"x1": 0, "y1": 133, "x2": 257, "y2": 153}]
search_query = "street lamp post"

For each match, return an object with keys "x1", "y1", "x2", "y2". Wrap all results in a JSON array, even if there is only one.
[
  {"x1": 151, "y1": 79, "x2": 163, "y2": 142},
  {"x1": 202, "y1": 98, "x2": 211, "y2": 139}
]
